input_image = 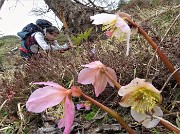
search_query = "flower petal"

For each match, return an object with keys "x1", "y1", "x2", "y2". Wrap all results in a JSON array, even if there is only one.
[
  {"x1": 119, "y1": 91, "x2": 132, "y2": 107},
  {"x1": 58, "y1": 96, "x2": 75, "y2": 134},
  {"x1": 131, "y1": 108, "x2": 149, "y2": 122},
  {"x1": 26, "y1": 86, "x2": 67, "y2": 113},
  {"x1": 93, "y1": 70, "x2": 108, "y2": 97},
  {"x1": 33, "y1": 81, "x2": 66, "y2": 90},
  {"x1": 118, "y1": 78, "x2": 161, "y2": 97},
  {"x1": 142, "y1": 106, "x2": 163, "y2": 128},
  {"x1": 125, "y1": 31, "x2": 131, "y2": 56},
  {"x1": 106, "y1": 67, "x2": 117, "y2": 87},
  {"x1": 131, "y1": 106, "x2": 163, "y2": 128},
  {"x1": 142, "y1": 118, "x2": 160, "y2": 128},
  {"x1": 115, "y1": 16, "x2": 130, "y2": 33},
  {"x1": 90, "y1": 13, "x2": 116, "y2": 25},
  {"x1": 81, "y1": 61, "x2": 104, "y2": 68},
  {"x1": 78, "y1": 68, "x2": 97, "y2": 84}
]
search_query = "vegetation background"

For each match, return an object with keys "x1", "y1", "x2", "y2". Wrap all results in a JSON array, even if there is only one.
[{"x1": 0, "y1": 0, "x2": 179, "y2": 133}]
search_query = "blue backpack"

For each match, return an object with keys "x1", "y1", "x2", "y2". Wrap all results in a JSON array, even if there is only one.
[{"x1": 17, "y1": 19, "x2": 52, "y2": 54}]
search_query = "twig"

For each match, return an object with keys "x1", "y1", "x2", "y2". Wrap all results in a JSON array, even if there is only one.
[
  {"x1": 159, "y1": 13, "x2": 180, "y2": 46},
  {"x1": 161, "y1": 68, "x2": 180, "y2": 92},
  {"x1": 0, "y1": 99, "x2": 8, "y2": 111}
]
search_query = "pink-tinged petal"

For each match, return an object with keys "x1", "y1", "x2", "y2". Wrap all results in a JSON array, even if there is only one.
[
  {"x1": 118, "y1": 78, "x2": 161, "y2": 97},
  {"x1": 78, "y1": 68, "x2": 97, "y2": 84},
  {"x1": 81, "y1": 61, "x2": 104, "y2": 68},
  {"x1": 125, "y1": 31, "x2": 131, "y2": 56},
  {"x1": 131, "y1": 108, "x2": 149, "y2": 122},
  {"x1": 142, "y1": 106, "x2": 163, "y2": 128},
  {"x1": 118, "y1": 84, "x2": 135, "y2": 97},
  {"x1": 90, "y1": 13, "x2": 116, "y2": 25},
  {"x1": 26, "y1": 86, "x2": 67, "y2": 113},
  {"x1": 58, "y1": 96, "x2": 75, "y2": 134},
  {"x1": 115, "y1": 16, "x2": 130, "y2": 33},
  {"x1": 118, "y1": 78, "x2": 140, "y2": 96},
  {"x1": 131, "y1": 106, "x2": 163, "y2": 128},
  {"x1": 106, "y1": 67, "x2": 117, "y2": 87},
  {"x1": 142, "y1": 118, "x2": 160, "y2": 128},
  {"x1": 153, "y1": 105, "x2": 163, "y2": 117},
  {"x1": 33, "y1": 81, "x2": 66, "y2": 91},
  {"x1": 93, "y1": 70, "x2": 108, "y2": 97},
  {"x1": 119, "y1": 91, "x2": 133, "y2": 107}
]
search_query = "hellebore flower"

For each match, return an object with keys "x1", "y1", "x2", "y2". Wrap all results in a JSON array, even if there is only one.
[
  {"x1": 78, "y1": 61, "x2": 117, "y2": 97},
  {"x1": 26, "y1": 82, "x2": 75, "y2": 134},
  {"x1": 90, "y1": 13, "x2": 131, "y2": 55},
  {"x1": 118, "y1": 78, "x2": 163, "y2": 128}
]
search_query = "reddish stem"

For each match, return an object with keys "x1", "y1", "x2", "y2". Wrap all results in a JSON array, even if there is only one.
[
  {"x1": 80, "y1": 92, "x2": 136, "y2": 134},
  {"x1": 125, "y1": 18, "x2": 180, "y2": 85},
  {"x1": 160, "y1": 120, "x2": 180, "y2": 133}
]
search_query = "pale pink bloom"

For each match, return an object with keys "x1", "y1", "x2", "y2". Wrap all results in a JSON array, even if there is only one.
[
  {"x1": 118, "y1": 78, "x2": 163, "y2": 128},
  {"x1": 26, "y1": 81, "x2": 75, "y2": 134},
  {"x1": 131, "y1": 105, "x2": 163, "y2": 128},
  {"x1": 90, "y1": 13, "x2": 131, "y2": 56},
  {"x1": 90, "y1": 13, "x2": 117, "y2": 25},
  {"x1": 78, "y1": 61, "x2": 117, "y2": 97},
  {"x1": 58, "y1": 96, "x2": 75, "y2": 134}
]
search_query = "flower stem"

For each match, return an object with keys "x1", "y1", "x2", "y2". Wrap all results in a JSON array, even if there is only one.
[
  {"x1": 102, "y1": 68, "x2": 122, "y2": 89},
  {"x1": 80, "y1": 92, "x2": 136, "y2": 134},
  {"x1": 153, "y1": 115, "x2": 180, "y2": 133},
  {"x1": 125, "y1": 18, "x2": 180, "y2": 86}
]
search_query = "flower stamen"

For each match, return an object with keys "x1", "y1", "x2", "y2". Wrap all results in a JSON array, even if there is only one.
[{"x1": 128, "y1": 88, "x2": 160, "y2": 113}]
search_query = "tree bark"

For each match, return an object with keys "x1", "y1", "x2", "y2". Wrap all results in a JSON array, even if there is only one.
[
  {"x1": 0, "y1": 0, "x2": 5, "y2": 10},
  {"x1": 43, "y1": 0, "x2": 107, "y2": 34}
]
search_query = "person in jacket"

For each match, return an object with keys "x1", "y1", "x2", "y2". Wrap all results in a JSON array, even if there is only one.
[{"x1": 20, "y1": 25, "x2": 71, "y2": 60}]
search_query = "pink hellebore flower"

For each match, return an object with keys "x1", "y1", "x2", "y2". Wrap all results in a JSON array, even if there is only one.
[
  {"x1": 26, "y1": 81, "x2": 75, "y2": 134},
  {"x1": 118, "y1": 78, "x2": 163, "y2": 128},
  {"x1": 90, "y1": 13, "x2": 131, "y2": 56},
  {"x1": 78, "y1": 61, "x2": 117, "y2": 97}
]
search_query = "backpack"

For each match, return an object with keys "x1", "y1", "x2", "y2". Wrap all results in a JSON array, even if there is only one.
[{"x1": 17, "y1": 19, "x2": 52, "y2": 55}]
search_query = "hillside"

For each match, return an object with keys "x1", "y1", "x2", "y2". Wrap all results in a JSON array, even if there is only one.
[{"x1": 0, "y1": 0, "x2": 180, "y2": 133}]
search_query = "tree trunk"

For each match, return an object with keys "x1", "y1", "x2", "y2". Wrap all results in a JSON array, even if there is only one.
[
  {"x1": 43, "y1": 0, "x2": 107, "y2": 34},
  {"x1": 0, "y1": 0, "x2": 5, "y2": 10}
]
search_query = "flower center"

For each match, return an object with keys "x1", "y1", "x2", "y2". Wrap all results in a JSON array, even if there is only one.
[
  {"x1": 102, "y1": 19, "x2": 116, "y2": 32},
  {"x1": 128, "y1": 88, "x2": 161, "y2": 113}
]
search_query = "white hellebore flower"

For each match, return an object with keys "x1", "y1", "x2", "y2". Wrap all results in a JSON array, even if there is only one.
[
  {"x1": 118, "y1": 78, "x2": 163, "y2": 128},
  {"x1": 90, "y1": 13, "x2": 131, "y2": 56}
]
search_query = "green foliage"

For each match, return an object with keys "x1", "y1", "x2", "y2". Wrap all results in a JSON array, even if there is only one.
[
  {"x1": 152, "y1": 128, "x2": 159, "y2": 134},
  {"x1": 0, "y1": 40, "x2": 5, "y2": 48},
  {"x1": 71, "y1": 27, "x2": 93, "y2": 46},
  {"x1": 176, "y1": 115, "x2": 180, "y2": 128},
  {"x1": 84, "y1": 105, "x2": 98, "y2": 121}
]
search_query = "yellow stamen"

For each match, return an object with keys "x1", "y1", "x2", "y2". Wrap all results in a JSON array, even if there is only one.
[
  {"x1": 102, "y1": 19, "x2": 116, "y2": 31},
  {"x1": 128, "y1": 88, "x2": 161, "y2": 113}
]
